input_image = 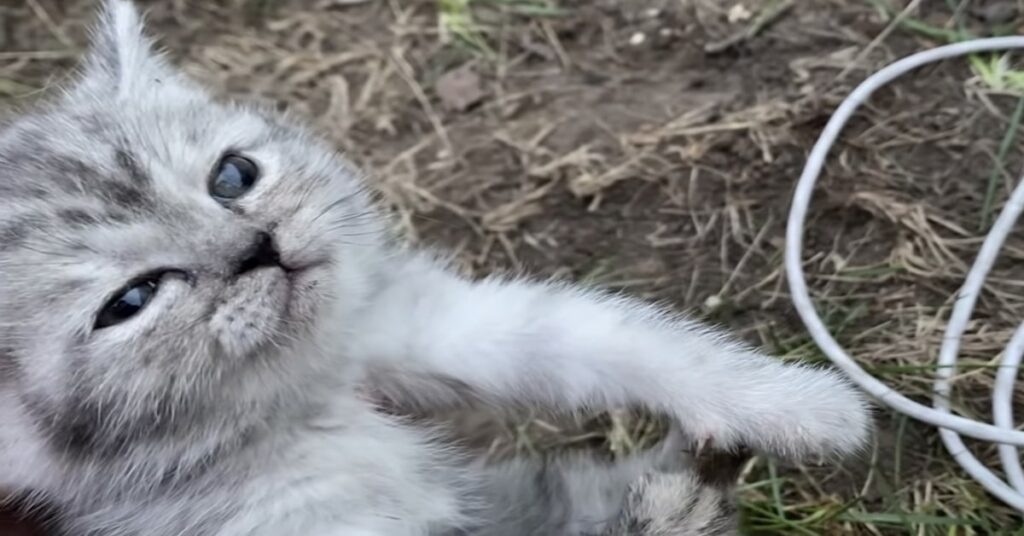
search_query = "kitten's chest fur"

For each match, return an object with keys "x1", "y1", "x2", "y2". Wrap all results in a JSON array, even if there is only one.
[{"x1": 58, "y1": 395, "x2": 468, "y2": 536}]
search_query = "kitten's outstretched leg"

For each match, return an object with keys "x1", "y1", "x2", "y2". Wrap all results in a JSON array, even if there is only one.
[{"x1": 350, "y1": 252, "x2": 871, "y2": 462}]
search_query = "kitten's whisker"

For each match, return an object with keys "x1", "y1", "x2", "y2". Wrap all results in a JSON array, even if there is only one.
[{"x1": 310, "y1": 194, "x2": 360, "y2": 224}]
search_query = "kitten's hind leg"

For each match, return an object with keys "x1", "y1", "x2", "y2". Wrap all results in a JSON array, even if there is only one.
[
  {"x1": 599, "y1": 423, "x2": 747, "y2": 536},
  {"x1": 456, "y1": 423, "x2": 721, "y2": 536},
  {"x1": 456, "y1": 454, "x2": 650, "y2": 535},
  {"x1": 601, "y1": 470, "x2": 739, "y2": 536}
]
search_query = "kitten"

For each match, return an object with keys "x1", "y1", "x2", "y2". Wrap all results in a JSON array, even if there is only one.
[{"x1": 0, "y1": 2, "x2": 871, "y2": 534}]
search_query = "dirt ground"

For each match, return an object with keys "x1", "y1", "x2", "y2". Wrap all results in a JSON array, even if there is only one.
[{"x1": 3, "y1": 0, "x2": 1024, "y2": 533}]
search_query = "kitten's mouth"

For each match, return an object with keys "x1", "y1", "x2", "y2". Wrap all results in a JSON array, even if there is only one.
[{"x1": 211, "y1": 262, "x2": 325, "y2": 359}]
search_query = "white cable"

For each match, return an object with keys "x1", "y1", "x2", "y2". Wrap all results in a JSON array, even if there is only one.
[
  {"x1": 994, "y1": 324, "x2": 1024, "y2": 492},
  {"x1": 785, "y1": 36, "x2": 1024, "y2": 511}
]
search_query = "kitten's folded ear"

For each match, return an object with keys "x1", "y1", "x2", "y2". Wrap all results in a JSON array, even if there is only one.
[{"x1": 70, "y1": 0, "x2": 181, "y2": 100}]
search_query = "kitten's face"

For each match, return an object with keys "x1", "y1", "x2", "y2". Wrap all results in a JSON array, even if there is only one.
[{"x1": 0, "y1": 2, "x2": 382, "y2": 457}]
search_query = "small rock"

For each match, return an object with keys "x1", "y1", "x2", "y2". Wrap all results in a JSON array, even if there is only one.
[
  {"x1": 434, "y1": 64, "x2": 486, "y2": 113},
  {"x1": 629, "y1": 32, "x2": 647, "y2": 46},
  {"x1": 703, "y1": 294, "x2": 724, "y2": 311},
  {"x1": 727, "y1": 3, "x2": 752, "y2": 23}
]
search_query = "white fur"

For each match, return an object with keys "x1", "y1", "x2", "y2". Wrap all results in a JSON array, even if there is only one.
[{"x1": 355, "y1": 252, "x2": 870, "y2": 460}]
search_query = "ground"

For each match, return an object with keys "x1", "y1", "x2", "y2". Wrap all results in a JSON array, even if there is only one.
[{"x1": 2, "y1": 0, "x2": 1024, "y2": 533}]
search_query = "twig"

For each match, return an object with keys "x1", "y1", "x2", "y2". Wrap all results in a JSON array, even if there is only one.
[
  {"x1": 835, "y1": 0, "x2": 923, "y2": 82},
  {"x1": 389, "y1": 47, "x2": 454, "y2": 156},
  {"x1": 26, "y1": 0, "x2": 75, "y2": 49}
]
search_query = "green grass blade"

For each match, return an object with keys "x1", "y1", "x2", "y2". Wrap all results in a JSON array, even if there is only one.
[{"x1": 980, "y1": 96, "x2": 1024, "y2": 231}]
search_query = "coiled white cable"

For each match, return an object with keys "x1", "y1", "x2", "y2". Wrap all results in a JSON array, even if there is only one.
[{"x1": 785, "y1": 36, "x2": 1024, "y2": 512}]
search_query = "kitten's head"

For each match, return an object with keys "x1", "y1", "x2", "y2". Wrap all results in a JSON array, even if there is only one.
[{"x1": 0, "y1": 1, "x2": 383, "y2": 461}]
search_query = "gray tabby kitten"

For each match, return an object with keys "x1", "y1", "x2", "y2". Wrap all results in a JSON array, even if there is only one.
[{"x1": 0, "y1": 2, "x2": 871, "y2": 535}]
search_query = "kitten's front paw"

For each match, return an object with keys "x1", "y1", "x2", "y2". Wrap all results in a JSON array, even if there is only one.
[
  {"x1": 757, "y1": 366, "x2": 872, "y2": 460},
  {"x1": 675, "y1": 361, "x2": 872, "y2": 462}
]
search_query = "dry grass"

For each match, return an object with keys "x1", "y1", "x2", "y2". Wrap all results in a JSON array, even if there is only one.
[{"x1": 3, "y1": 0, "x2": 1024, "y2": 533}]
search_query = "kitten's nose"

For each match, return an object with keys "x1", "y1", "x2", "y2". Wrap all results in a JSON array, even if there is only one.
[{"x1": 234, "y1": 231, "x2": 281, "y2": 276}]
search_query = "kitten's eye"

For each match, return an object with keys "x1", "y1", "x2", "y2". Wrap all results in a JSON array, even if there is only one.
[
  {"x1": 95, "y1": 279, "x2": 158, "y2": 329},
  {"x1": 209, "y1": 154, "x2": 259, "y2": 202}
]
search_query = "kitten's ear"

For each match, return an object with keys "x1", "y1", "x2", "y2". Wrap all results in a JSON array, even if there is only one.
[{"x1": 72, "y1": 0, "x2": 176, "y2": 99}]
